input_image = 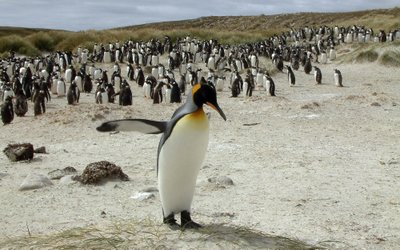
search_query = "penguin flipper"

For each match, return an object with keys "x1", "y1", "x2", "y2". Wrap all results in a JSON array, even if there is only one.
[{"x1": 97, "y1": 119, "x2": 167, "y2": 134}]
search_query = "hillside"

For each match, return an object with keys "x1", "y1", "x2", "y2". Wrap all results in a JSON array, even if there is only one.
[
  {"x1": 0, "y1": 7, "x2": 399, "y2": 57},
  {"x1": 117, "y1": 7, "x2": 400, "y2": 32}
]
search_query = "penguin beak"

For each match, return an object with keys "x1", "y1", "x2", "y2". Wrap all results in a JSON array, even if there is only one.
[{"x1": 206, "y1": 102, "x2": 226, "y2": 121}]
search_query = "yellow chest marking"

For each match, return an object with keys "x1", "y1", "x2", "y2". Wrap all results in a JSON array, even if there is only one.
[{"x1": 175, "y1": 108, "x2": 209, "y2": 131}]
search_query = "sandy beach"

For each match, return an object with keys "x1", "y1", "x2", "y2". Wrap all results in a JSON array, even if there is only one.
[{"x1": 0, "y1": 48, "x2": 399, "y2": 249}]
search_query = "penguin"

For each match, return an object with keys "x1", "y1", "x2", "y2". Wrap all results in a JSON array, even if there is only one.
[
  {"x1": 113, "y1": 80, "x2": 133, "y2": 106},
  {"x1": 313, "y1": 66, "x2": 322, "y2": 85},
  {"x1": 170, "y1": 81, "x2": 181, "y2": 103},
  {"x1": 320, "y1": 50, "x2": 327, "y2": 64},
  {"x1": 33, "y1": 90, "x2": 46, "y2": 116},
  {"x1": 265, "y1": 74, "x2": 276, "y2": 96},
  {"x1": 165, "y1": 84, "x2": 172, "y2": 104},
  {"x1": 57, "y1": 78, "x2": 66, "y2": 97},
  {"x1": 14, "y1": 90, "x2": 28, "y2": 117},
  {"x1": 215, "y1": 76, "x2": 225, "y2": 92},
  {"x1": 304, "y1": 58, "x2": 312, "y2": 74},
  {"x1": 334, "y1": 69, "x2": 343, "y2": 87},
  {"x1": 1, "y1": 96, "x2": 14, "y2": 125},
  {"x1": 120, "y1": 83, "x2": 133, "y2": 106},
  {"x1": 153, "y1": 81, "x2": 164, "y2": 104},
  {"x1": 67, "y1": 80, "x2": 80, "y2": 105},
  {"x1": 286, "y1": 65, "x2": 295, "y2": 86},
  {"x1": 96, "y1": 81, "x2": 226, "y2": 229},
  {"x1": 143, "y1": 80, "x2": 152, "y2": 99},
  {"x1": 329, "y1": 46, "x2": 336, "y2": 61},
  {"x1": 83, "y1": 74, "x2": 93, "y2": 93},
  {"x1": 136, "y1": 67, "x2": 145, "y2": 86}
]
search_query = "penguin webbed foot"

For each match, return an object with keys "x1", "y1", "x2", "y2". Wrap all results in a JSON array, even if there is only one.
[
  {"x1": 163, "y1": 214, "x2": 180, "y2": 230},
  {"x1": 180, "y1": 211, "x2": 202, "y2": 230}
]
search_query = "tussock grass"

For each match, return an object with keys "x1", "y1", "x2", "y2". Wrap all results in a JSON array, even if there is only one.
[
  {"x1": 0, "y1": 35, "x2": 40, "y2": 56},
  {"x1": 0, "y1": 218, "x2": 323, "y2": 249},
  {"x1": 355, "y1": 49, "x2": 379, "y2": 63},
  {"x1": 338, "y1": 41, "x2": 400, "y2": 67},
  {"x1": 379, "y1": 49, "x2": 400, "y2": 67},
  {"x1": 27, "y1": 32, "x2": 56, "y2": 52}
]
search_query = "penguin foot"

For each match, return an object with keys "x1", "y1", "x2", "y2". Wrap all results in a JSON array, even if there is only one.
[
  {"x1": 180, "y1": 211, "x2": 202, "y2": 229},
  {"x1": 163, "y1": 214, "x2": 180, "y2": 230}
]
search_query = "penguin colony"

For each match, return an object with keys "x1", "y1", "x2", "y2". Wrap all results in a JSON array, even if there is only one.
[{"x1": 0, "y1": 24, "x2": 398, "y2": 226}]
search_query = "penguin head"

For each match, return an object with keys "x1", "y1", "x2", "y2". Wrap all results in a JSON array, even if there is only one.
[{"x1": 192, "y1": 82, "x2": 226, "y2": 121}]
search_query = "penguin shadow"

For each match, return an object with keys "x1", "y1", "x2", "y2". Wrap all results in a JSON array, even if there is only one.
[{"x1": 196, "y1": 224, "x2": 320, "y2": 249}]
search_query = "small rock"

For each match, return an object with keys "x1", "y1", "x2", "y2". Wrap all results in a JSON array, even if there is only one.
[
  {"x1": 59, "y1": 175, "x2": 76, "y2": 185},
  {"x1": 371, "y1": 102, "x2": 381, "y2": 107},
  {"x1": 48, "y1": 167, "x2": 77, "y2": 180},
  {"x1": 19, "y1": 173, "x2": 53, "y2": 191},
  {"x1": 34, "y1": 146, "x2": 47, "y2": 154},
  {"x1": 141, "y1": 187, "x2": 158, "y2": 193},
  {"x1": 3, "y1": 143, "x2": 34, "y2": 162},
  {"x1": 212, "y1": 212, "x2": 235, "y2": 218},
  {"x1": 131, "y1": 192, "x2": 155, "y2": 201},
  {"x1": 100, "y1": 211, "x2": 107, "y2": 218},
  {"x1": 74, "y1": 161, "x2": 129, "y2": 184},
  {"x1": 208, "y1": 176, "x2": 234, "y2": 186}
]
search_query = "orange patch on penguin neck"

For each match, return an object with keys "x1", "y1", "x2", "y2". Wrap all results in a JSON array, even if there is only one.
[{"x1": 192, "y1": 83, "x2": 201, "y2": 95}]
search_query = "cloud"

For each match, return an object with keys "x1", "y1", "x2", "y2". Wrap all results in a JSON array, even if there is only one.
[{"x1": 0, "y1": 0, "x2": 398, "y2": 31}]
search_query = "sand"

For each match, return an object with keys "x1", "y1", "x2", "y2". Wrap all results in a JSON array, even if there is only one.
[{"x1": 0, "y1": 51, "x2": 399, "y2": 249}]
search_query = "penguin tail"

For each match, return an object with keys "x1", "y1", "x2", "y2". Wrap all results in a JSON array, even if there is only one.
[{"x1": 97, "y1": 119, "x2": 167, "y2": 134}]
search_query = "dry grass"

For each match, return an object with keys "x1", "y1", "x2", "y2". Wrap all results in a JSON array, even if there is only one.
[
  {"x1": 338, "y1": 41, "x2": 400, "y2": 66},
  {"x1": 0, "y1": 218, "x2": 325, "y2": 249},
  {"x1": 0, "y1": 7, "x2": 399, "y2": 57}
]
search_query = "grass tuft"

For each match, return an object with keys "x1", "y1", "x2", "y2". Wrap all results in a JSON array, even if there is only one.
[
  {"x1": 0, "y1": 218, "x2": 324, "y2": 249},
  {"x1": 379, "y1": 49, "x2": 400, "y2": 67}
]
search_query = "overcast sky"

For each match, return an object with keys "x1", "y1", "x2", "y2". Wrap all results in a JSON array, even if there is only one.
[{"x1": 0, "y1": 0, "x2": 398, "y2": 31}]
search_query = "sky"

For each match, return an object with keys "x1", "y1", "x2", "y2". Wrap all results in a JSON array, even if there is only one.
[{"x1": 0, "y1": 0, "x2": 398, "y2": 31}]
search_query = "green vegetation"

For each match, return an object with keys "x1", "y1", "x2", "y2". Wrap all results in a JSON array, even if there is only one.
[
  {"x1": 379, "y1": 49, "x2": 400, "y2": 67},
  {"x1": 355, "y1": 49, "x2": 379, "y2": 63},
  {"x1": 0, "y1": 35, "x2": 40, "y2": 56},
  {"x1": 0, "y1": 7, "x2": 399, "y2": 60}
]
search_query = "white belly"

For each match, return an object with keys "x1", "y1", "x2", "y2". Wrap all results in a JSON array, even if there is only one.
[{"x1": 158, "y1": 110, "x2": 209, "y2": 215}]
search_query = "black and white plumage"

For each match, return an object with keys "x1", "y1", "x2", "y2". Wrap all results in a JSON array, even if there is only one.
[
  {"x1": 334, "y1": 69, "x2": 343, "y2": 87},
  {"x1": 97, "y1": 82, "x2": 226, "y2": 230},
  {"x1": 313, "y1": 66, "x2": 322, "y2": 84},
  {"x1": 1, "y1": 96, "x2": 14, "y2": 125},
  {"x1": 286, "y1": 65, "x2": 296, "y2": 86},
  {"x1": 67, "y1": 81, "x2": 80, "y2": 105},
  {"x1": 14, "y1": 90, "x2": 28, "y2": 117}
]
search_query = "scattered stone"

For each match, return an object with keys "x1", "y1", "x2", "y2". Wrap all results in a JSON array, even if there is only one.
[
  {"x1": 48, "y1": 167, "x2": 78, "y2": 180},
  {"x1": 131, "y1": 192, "x2": 155, "y2": 201},
  {"x1": 370, "y1": 102, "x2": 381, "y2": 107},
  {"x1": 73, "y1": 161, "x2": 129, "y2": 184},
  {"x1": 301, "y1": 102, "x2": 320, "y2": 110},
  {"x1": 59, "y1": 175, "x2": 77, "y2": 185},
  {"x1": 3, "y1": 143, "x2": 34, "y2": 162},
  {"x1": 208, "y1": 176, "x2": 234, "y2": 187},
  {"x1": 212, "y1": 212, "x2": 235, "y2": 218},
  {"x1": 141, "y1": 187, "x2": 158, "y2": 193},
  {"x1": 19, "y1": 173, "x2": 53, "y2": 191},
  {"x1": 243, "y1": 122, "x2": 261, "y2": 126},
  {"x1": 100, "y1": 211, "x2": 107, "y2": 218},
  {"x1": 34, "y1": 146, "x2": 47, "y2": 154}
]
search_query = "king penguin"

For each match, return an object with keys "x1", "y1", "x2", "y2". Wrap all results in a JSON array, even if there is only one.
[{"x1": 96, "y1": 81, "x2": 226, "y2": 229}]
